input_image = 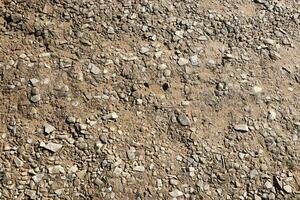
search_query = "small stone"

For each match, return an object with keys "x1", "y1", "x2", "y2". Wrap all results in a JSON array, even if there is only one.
[
  {"x1": 40, "y1": 142, "x2": 63, "y2": 153},
  {"x1": 234, "y1": 124, "x2": 249, "y2": 132},
  {"x1": 30, "y1": 94, "x2": 41, "y2": 103},
  {"x1": 113, "y1": 167, "x2": 123, "y2": 177},
  {"x1": 68, "y1": 165, "x2": 78, "y2": 174},
  {"x1": 94, "y1": 178, "x2": 103, "y2": 186},
  {"x1": 54, "y1": 188, "x2": 64, "y2": 196},
  {"x1": 156, "y1": 179, "x2": 163, "y2": 188},
  {"x1": 263, "y1": 38, "x2": 275, "y2": 45},
  {"x1": 254, "y1": 194, "x2": 262, "y2": 200},
  {"x1": 103, "y1": 112, "x2": 118, "y2": 120},
  {"x1": 265, "y1": 181, "x2": 273, "y2": 189},
  {"x1": 169, "y1": 189, "x2": 184, "y2": 198},
  {"x1": 163, "y1": 69, "x2": 171, "y2": 77},
  {"x1": 136, "y1": 99, "x2": 143, "y2": 105},
  {"x1": 107, "y1": 26, "x2": 115, "y2": 34},
  {"x1": 14, "y1": 157, "x2": 24, "y2": 167},
  {"x1": 177, "y1": 114, "x2": 191, "y2": 126},
  {"x1": 29, "y1": 78, "x2": 39, "y2": 86},
  {"x1": 100, "y1": 135, "x2": 108, "y2": 144},
  {"x1": 44, "y1": 124, "x2": 56, "y2": 134},
  {"x1": 66, "y1": 116, "x2": 76, "y2": 124},
  {"x1": 140, "y1": 47, "x2": 150, "y2": 54},
  {"x1": 283, "y1": 185, "x2": 292, "y2": 193},
  {"x1": 250, "y1": 169, "x2": 258, "y2": 179},
  {"x1": 190, "y1": 55, "x2": 199, "y2": 66},
  {"x1": 178, "y1": 57, "x2": 189, "y2": 66},
  {"x1": 260, "y1": 164, "x2": 268, "y2": 171},
  {"x1": 253, "y1": 86, "x2": 262, "y2": 94},
  {"x1": 133, "y1": 165, "x2": 145, "y2": 172},
  {"x1": 32, "y1": 174, "x2": 44, "y2": 183},
  {"x1": 170, "y1": 179, "x2": 179, "y2": 185},
  {"x1": 268, "y1": 110, "x2": 276, "y2": 120},
  {"x1": 127, "y1": 148, "x2": 136, "y2": 160},
  {"x1": 76, "y1": 169, "x2": 87, "y2": 179},
  {"x1": 198, "y1": 35, "x2": 208, "y2": 41},
  {"x1": 90, "y1": 64, "x2": 100, "y2": 75},
  {"x1": 48, "y1": 165, "x2": 65, "y2": 174}
]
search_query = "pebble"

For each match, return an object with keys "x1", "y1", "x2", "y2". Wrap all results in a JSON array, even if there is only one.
[
  {"x1": 177, "y1": 114, "x2": 191, "y2": 126},
  {"x1": 30, "y1": 94, "x2": 41, "y2": 103},
  {"x1": 253, "y1": 86, "x2": 262, "y2": 94},
  {"x1": 48, "y1": 165, "x2": 65, "y2": 174},
  {"x1": 190, "y1": 55, "x2": 199, "y2": 66},
  {"x1": 234, "y1": 124, "x2": 249, "y2": 132},
  {"x1": 249, "y1": 169, "x2": 258, "y2": 179},
  {"x1": 283, "y1": 185, "x2": 292, "y2": 193},
  {"x1": 103, "y1": 112, "x2": 119, "y2": 120},
  {"x1": 32, "y1": 174, "x2": 44, "y2": 183},
  {"x1": 156, "y1": 179, "x2": 163, "y2": 188},
  {"x1": 178, "y1": 58, "x2": 189, "y2": 66},
  {"x1": 29, "y1": 78, "x2": 39, "y2": 86},
  {"x1": 40, "y1": 142, "x2": 63, "y2": 153},
  {"x1": 169, "y1": 189, "x2": 184, "y2": 198},
  {"x1": 14, "y1": 157, "x2": 24, "y2": 167},
  {"x1": 90, "y1": 64, "x2": 101, "y2": 75},
  {"x1": 140, "y1": 47, "x2": 150, "y2": 54},
  {"x1": 127, "y1": 147, "x2": 136, "y2": 160},
  {"x1": 44, "y1": 124, "x2": 56, "y2": 134},
  {"x1": 268, "y1": 110, "x2": 276, "y2": 120},
  {"x1": 133, "y1": 165, "x2": 145, "y2": 172},
  {"x1": 265, "y1": 181, "x2": 273, "y2": 189}
]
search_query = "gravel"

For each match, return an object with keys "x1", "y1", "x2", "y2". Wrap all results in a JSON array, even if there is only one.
[{"x1": 1, "y1": 0, "x2": 299, "y2": 199}]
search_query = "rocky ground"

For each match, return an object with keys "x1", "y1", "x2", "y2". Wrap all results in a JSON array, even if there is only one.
[{"x1": 0, "y1": 0, "x2": 300, "y2": 199}]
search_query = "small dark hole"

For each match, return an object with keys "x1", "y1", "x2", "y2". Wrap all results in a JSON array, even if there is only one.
[
  {"x1": 162, "y1": 83, "x2": 169, "y2": 91},
  {"x1": 144, "y1": 83, "x2": 149, "y2": 88}
]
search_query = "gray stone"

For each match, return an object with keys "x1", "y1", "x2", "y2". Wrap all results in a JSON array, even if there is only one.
[
  {"x1": 190, "y1": 55, "x2": 199, "y2": 66},
  {"x1": 40, "y1": 142, "x2": 63, "y2": 153},
  {"x1": 90, "y1": 64, "x2": 100, "y2": 75},
  {"x1": 44, "y1": 124, "x2": 56, "y2": 134},
  {"x1": 32, "y1": 174, "x2": 44, "y2": 183},
  {"x1": 29, "y1": 78, "x2": 39, "y2": 86},
  {"x1": 169, "y1": 189, "x2": 184, "y2": 198},
  {"x1": 234, "y1": 124, "x2": 249, "y2": 132},
  {"x1": 107, "y1": 26, "x2": 115, "y2": 34},
  {"x1": 30, "y1": 94, "x2": 41, "y2": 103},
  {"x1": 177, "y1": 114, "x2": 191, "y2": 126}
]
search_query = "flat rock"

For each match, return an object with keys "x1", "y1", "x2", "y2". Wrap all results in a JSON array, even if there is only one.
[
  {"x1": 234, "y1": 124, "x2": 249, "y2": 132},
  {"x1": 40, "y1": 142, "x2": 63, "y2": 152},
  {"x1": 169, "y1": 189, "x2": 184, "y2": 198},
  {"x1": 32, "y1": 174, "x2": 44, "y2": 183},
  {"x1": 90, "y1": 64, "x2": 100, "y2": 75},
  {"x1": 44, "y1": 124, "x2": 56, "y2": 134},
  {"x1": 103, "y1": 112, "x2": 119, "y2": 120},
  {"x1": 133, "y1": 165, "x2": 145, "y2": 172}
]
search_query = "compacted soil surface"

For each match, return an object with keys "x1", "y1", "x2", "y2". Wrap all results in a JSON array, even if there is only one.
[{"x1": 0, "y1": 0, "x2": 300, "y2": 199}]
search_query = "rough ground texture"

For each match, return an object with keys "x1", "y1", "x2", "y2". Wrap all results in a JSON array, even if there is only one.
[{"x1": 0, "y1": 0, "x2": 300, "y2": 199}]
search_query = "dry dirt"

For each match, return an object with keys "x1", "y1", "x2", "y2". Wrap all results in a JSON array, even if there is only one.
[{"x1": 0, "y1": 0, "x2": 300, "y2": 200}]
